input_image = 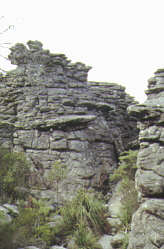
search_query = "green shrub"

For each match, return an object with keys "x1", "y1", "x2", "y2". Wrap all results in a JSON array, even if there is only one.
[
  {"x1": 0, "y1": 198, "x2": 55, "y2": 249},
  {"x1": 110, "y1": 150, "x2": 138, "y2": 182},
  {"x1": 118, "y1": 179, "x2": 138, "y2": 231},
  {"x1": 63, "y1": 189, "x2": 109, "y2": 235},
  {"x1": 0, "y1": 197, "x2": 55, "y2": 248},
  {"x1": 72, "y1": 222, "x2": 102, "y2": 249},
  {"x1": 110, "y1": 150, "x2": 139, "y2": 232},
  {"x1": 46, "y1": 160, "x2": 68, "y2": 202},
  {"x1": 0, "y1": 148, "x2": 31, "y2": 202},
  {"x1": 122, "y1": 233, "x2": 129, "y2": 249},
  {"x1": 12, "y1": 198, "x2": 52, "y2": 247},
  {"x1": 53, "y1": 189, "x2": 110, "y2": 248},
  {"x1": 0, "y1": 223, "x2": 15, "y2": 249},
  {"x1": 0, "y1": 151, "x2": 68, "y2": 248}
]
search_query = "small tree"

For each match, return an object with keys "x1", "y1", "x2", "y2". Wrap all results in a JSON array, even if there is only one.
[
  {"x1": 47, "y1": 160, "x2": 68, "y2": 203},
  {"x1": 110, "y1": 150, "x2": 138, "y2": 182},
  {"x1": 0, "y1": 197, "x2": 54, "y2": 249},
  {"x1": 0, "y1": 148, "x2": 31, "y2": 202}
]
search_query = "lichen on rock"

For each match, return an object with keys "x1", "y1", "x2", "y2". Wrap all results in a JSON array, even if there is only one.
[
  {"x1": 128, "y1": 68, "x2": 164, "y2": 249},
  {"x1": 0, "y1": 41, "x2": 138, "y2": 202}
]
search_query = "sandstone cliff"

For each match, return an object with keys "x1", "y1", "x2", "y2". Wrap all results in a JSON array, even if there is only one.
[
  {"x1": 128, "y1": 69, "x2": 164, "y2": 249},
  {"x1": 0, "y1": 41, "x2": 138, "y2": 202}
]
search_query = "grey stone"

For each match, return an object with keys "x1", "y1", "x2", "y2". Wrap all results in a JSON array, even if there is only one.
[
  {"x1": 24, "y1": 247, "x2": 40, "y2": 249},
  {"x1": 99, "y1": 235, "x2": 113, "y2": 249},
  {"x1": 50, "y1": 139, "x2": 67, "y2": 150},
  {"x1": 128, "y1": 199, "x2": 164, "y2": 249},
  {"x1": 0, "y1": 41, "x2": 138, "y2": 202},
  {"x1": 128, "y1": 68, "x2": 164, "y2": 248},
  {"x1": 3, "y1": 204, "x2": 19, "y2": 215},
  {"x1": 51, "y1": 131, "x2": 65, "y2": 140},
  {"x1": 136, "y1": 169, "x2": 164, "y2": 196},
  {"x1": 0, "y1": 206, "x2": 9, "y2": 214},
  {"x1": 108, "y1": 182, "x2": 124, "y2": 218},
  {"x1": 68, "y1": 140, "x2": 88, "y2": 152},
  {"x1": 30, "y1": 189, "x2": 56, "y2": 201},
  {"x1": 107, "y1": 217, "x2": 122, "y2": 234},
  {"x1": 50, "y1": 246, "x2": 67, "y2": 249},
  {"x1": 0, "y1": 211, "x2": 12, "y2": 224},
  {"x1": 111, "y1": 233, "x2": 126, "y2": 248}
]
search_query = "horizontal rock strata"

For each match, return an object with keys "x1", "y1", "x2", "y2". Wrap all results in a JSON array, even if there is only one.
[
  {"x1": 128, "y1": 69, "x2": 164, "y2": 249},
  {"x1": 0, "y1": 41, "x2": 138, "y2": 201}
]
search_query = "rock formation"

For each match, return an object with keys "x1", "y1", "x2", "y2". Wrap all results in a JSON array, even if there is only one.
[
  {"x1": 0, "y1": 41, "x2": 138, "y2": 202},
  {"x1": 128, "y1": 69, "x2": 164, "y2": 249}
]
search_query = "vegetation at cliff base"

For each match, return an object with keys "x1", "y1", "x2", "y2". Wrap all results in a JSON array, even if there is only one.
[
  {"x1": 0, "y1": 148, "x2": 110, "y2": 248},
  {"x1": 0, "y1": 147, "x2": 139, "y2": 249},
  {"x1": 110, "y1": 150, "x2": 139, "y2": 231},
  {"x1": 0, "y1": 148, "x2": 31, "y2": 202},
  {"x1": 52, "y1": 189, "x2": 110, "y2": 248},
  {"x1": 110, "y1": 150, "x2": 138, "y2": 182},
  {"x1": 0, "y1": 197, "x2": 54, "y2": 249},
  {"x1": 46, "y1": 160, "x2": 68, "y2": 202},
  {"x1": 0, "y1": 190, "x2": 109, "y2": 249}
]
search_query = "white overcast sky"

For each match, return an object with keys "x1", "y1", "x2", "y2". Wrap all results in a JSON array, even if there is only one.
[{"x1": 1, "y1": 0, "x2": 164, "y2": 103}]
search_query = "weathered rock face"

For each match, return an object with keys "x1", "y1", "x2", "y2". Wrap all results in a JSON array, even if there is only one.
[
  {"x1": 0, "y1": 41, "x2": 138, "y2": 201},
  {"x1": 128, "y1": 69, "x2": 164, "y2": 249}
]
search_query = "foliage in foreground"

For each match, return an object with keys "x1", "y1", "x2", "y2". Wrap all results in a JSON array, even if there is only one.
[
  {"x1": 53, "y1": 189, "x2": 110, "y2": 248},
  {"x1": 0, "y1": 190, "x2": 109, "y2": 249},
  {"x1": 0, "y1": 148, "x2": 31, "y2": 202},
  {"x1": 0, "y1": 148, "x2": 110, "y2": 249},
  {"x1": 0, "y1": 198, "x2": 55, "y2": 249},
  {"x1": 110, "y1": 150, "x2": 139, "y2": 232},
  {"x1": 122, "y1": 233, "x2": 129, "y2": 249},
  {"x1": 0, "y1": 148, "x2": 55, "y2": 248},
  {"x1": 72, "y1": 222, "x2": 102, "y2": 249}
]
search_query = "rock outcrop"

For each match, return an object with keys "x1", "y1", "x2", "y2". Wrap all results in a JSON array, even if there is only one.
[
  {"x1": 0, "y1": 41, "x2": 138, "y2": 201},
  {"x1": 128, "y1": 69, "x2": 164, "y2": 249}
]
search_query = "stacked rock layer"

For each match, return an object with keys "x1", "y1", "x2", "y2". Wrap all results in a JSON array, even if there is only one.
[
  {"x1": 128, "y1": 69, "x2": 164, "y2": 249},
  {"x1": 0, "y1": 41, "x2": 138, "y2": 201}
]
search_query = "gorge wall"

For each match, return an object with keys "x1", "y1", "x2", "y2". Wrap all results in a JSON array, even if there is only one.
[
  {"x1": 0, "y1": 41, "x2": 138, "y2": 202},
  {"x1": 128, "y1": 69, "x2": 164, "y2": 249}
]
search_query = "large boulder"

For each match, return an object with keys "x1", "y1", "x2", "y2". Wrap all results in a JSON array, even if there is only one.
[
  {"x1": 128, "y1": 69, "x2": 164, "y2": 249},
  {"x1": 0, "y1": 41, "x2": 138, "y2": 201}
]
